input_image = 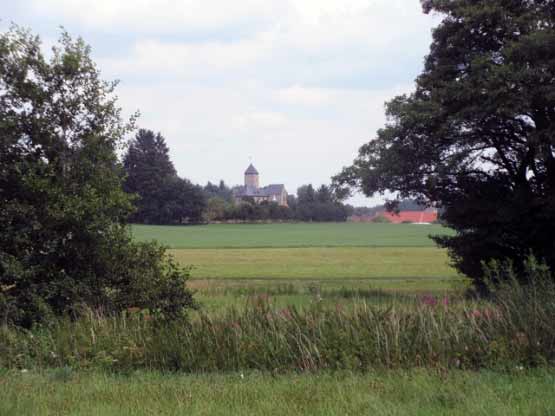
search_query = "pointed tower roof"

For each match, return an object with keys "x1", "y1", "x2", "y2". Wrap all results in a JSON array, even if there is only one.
[{"x1": 245, "y1": 163, "x2": 259, "y2": 175}]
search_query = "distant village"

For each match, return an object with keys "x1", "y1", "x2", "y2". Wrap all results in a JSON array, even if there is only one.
[
  {"x1": 232, "y1": 164, "x2": 288, "y2": 207},
  {"x1": 232, "y1": 163, "x2": 438, "y2": 225}
]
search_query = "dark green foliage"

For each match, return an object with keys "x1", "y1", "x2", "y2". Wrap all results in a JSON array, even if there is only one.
[
  {"x1": 297, "y1": 184, "x2": 316, "y2": 204},
  {"x1": 222, "y1": 200, "x2": 293, "y2": 222},
  {"x1": 294, "y1": 185, "x2": 353, "y2": 222},
  {"x1": 335, "y1": 0, "x2": 555, "y2": 290},
  {"x1": 157, "y1": 176, "x2": 206, "y2": 225},
  {"x1": 124, "y1": 130, "x2": 176, "y2": 195},
  {"x1": 203, "y1": 180, "x2": 233, "y2": 202},
  {"x1": 203, "y1": 181, "x2": 241, "y2": 221},
  {"x1": 286, "y1": 194, "x2": 298, "y2": 211},
  {"x1": 123, "y1": 129, "x2": 206, "y2": 224},
  {"x1": 204, "y1": 197, "x2": 227, "y2": 221},
  {"x1": 0, "y1": 27, "x2": 194, "y2": 327},
  {"x1": 98, "y1": 240, "x2": 195, "y2": 320}
]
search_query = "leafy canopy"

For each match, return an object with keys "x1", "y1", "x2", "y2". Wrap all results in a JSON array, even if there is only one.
[
  {"x1": 0, "y1": 27, "x2": 194, "y2": 326},
  {"x1": 335, "y1": 0, "x2": 555, "y2": 289}
]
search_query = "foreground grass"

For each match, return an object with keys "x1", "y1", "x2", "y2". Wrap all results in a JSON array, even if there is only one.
[
  {"x1": 2, "y1": 369, "x2": 554, "y2": 416},
  {"x1": 2, "y1": 286, "x2": 553, "y2": 373},
  {"x1": 132, "y1": 223, "x2": 452, "y2": 249},
  {"x1": 171, "y1": 247, "x2": 460, "y2": 280}
]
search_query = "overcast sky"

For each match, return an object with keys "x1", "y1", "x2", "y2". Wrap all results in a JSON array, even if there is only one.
[{"x1": 2, "y1": 0, "x2": 439, "y2": 206}]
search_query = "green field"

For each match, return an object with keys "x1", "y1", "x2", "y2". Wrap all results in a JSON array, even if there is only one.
[
  {"x1": 132, "y1": 223, "x2": 452, "y2": 248},
  {"x1": 133, "y1": 223, "x2": 461, "y2": 296},
  {"x1": 170, "y1": 247, "x2": 458, "y2": 280},
  {"x1": 133, "y1": 223, "x2": 461, "y2": 306},
  {"x1": 3, "y1": 369, "x2": 554, "y2": 416}
]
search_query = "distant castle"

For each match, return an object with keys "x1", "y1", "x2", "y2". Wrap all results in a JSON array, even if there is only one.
[{"x1": 232, "y1": 164, "x2": 288, "y2": 206}]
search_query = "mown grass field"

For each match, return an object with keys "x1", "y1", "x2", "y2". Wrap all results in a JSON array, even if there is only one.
[
  {"x1": 133, "y1": 223, "x2": 462, "y2": 300},
  {"x1": 133, "y1": 223, "x2": 463, "y2": 309},
  {"x1": 169, "y1": 247, "x2": 458, "y2": 280},
  {"x1": 3, "y1": 369, "x2": 554, "y2": 416},
  {"x1": 133, "y1": 223, "x2": 452, "y2": 248}
]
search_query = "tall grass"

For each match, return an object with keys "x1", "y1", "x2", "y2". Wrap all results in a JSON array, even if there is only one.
[{"x1": 1, "y1": 261, "x2": 554, "y2": 373}]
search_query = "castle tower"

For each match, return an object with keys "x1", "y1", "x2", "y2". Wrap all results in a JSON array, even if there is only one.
[{"x1": 244, "y1": 163, "x2": 259, "y2": 190}]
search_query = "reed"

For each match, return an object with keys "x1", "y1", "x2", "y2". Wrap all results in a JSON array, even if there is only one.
[{"x1": 1, "y1": 271, "x2": 554, "y2": 373}]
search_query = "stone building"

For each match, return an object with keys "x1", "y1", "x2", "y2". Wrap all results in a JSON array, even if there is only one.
[{"x1": 233, "y1": 164, "x2": 288, "y2": 206}]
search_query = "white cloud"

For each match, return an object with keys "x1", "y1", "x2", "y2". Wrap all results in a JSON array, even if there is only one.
[
  {"x1": 231, "y1": 111, "x2": 288, "y2": 131},
  {"x1": 101, "y1": 36, "x2": 272, "y2": 77},
  {"x1": 275, "y1": 86, "x2": 333, "y2": 106},
  {"x1": 11, "y1": 0, "x2": 438, "y2": 206},
  {"x1": 30, "y1": 0, "x2": 286, "y2": 34},
  {"x1": 30, "y1": 0, "x2": 432, "y2": 39},
  {"x1": 90, "y1": 0, "x2": 436, "y2": 91}
]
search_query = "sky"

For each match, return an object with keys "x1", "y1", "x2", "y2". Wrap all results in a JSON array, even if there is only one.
[{"x1": 2, "y1": 0, "x2": 440, "y2": 206}]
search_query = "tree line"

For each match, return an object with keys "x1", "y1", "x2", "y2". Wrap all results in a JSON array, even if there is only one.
[
  {"x1": 122, "y1": 130, "x2": 353, "y2": 224},
  {"x1": 203, "y1": 183, "x2": 353, "y2": 222}
]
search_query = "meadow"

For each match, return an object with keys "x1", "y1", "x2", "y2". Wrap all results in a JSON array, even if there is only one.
[
  {"x1": 3, "y1": 223, "x2": 553, "y2": 415},
  {"x1": 133, "y1": 223, "x2": 463, "y2": 309},
  {"x1": 132, "y1": 223, "x2": 452, "y2": 248}
]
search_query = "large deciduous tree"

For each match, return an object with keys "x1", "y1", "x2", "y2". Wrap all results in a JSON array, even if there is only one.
[
  {"x1": 334, "y1": 0, "x2": 555, "y2": 290},
  {"x1": 0, "y1": 27, "x2": 194, "y2": 326}
]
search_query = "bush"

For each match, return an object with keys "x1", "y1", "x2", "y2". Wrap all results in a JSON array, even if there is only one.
[
  {"x1": 0, "y1": 221, "x2": 195, "y2": 328},
  {"x1": 96, "y1": 239, "x2": 196, "y2": 321}
]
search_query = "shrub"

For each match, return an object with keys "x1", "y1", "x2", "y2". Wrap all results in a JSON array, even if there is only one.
[{"x1": 98, "y1": 240, "x2": 196, "y2": 321}]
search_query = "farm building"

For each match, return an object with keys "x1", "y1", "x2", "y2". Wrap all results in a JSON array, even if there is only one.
[
  {"x1": 233, "y1": 164, "x2": 288, "y2": 206},
  {"x1": 351, "y1": 209, "x2": 438, "y2": 224},
  {"x1": 379, "y1": 210, "x2": 438, "y2": 224}
]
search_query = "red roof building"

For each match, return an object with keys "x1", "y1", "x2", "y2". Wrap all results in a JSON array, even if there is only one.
[{"x1": 379, "y1": 210, "x2": 438, "y2": 224}]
